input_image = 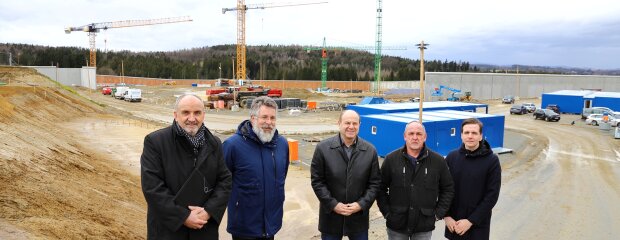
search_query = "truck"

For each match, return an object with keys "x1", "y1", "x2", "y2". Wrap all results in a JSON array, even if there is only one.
[{"x1": 124, "y1": 89, "x2": 142, "y2": 102}]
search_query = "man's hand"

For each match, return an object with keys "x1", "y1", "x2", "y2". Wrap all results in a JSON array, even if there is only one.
[
  {"x1": 189, "y1": 206, "x2": 211, "y2": 222},
  {"x1": 183, "y1": 206, "x2": 208, "y2": 230},
  {"x1": 454, "y1": 219, "x2": 473, "y2": 236},
  {"x1": 333, "y1": 202, "x2": 351, "y2": 216},
  {"x1": 444, "y1": 216, "x2": 457, "y2": 233},
  {"x1": 345, "y1": 202, "x2": 362, "y2": 214}
]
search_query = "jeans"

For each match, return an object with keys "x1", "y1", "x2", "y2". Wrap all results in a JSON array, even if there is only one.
[
  {"x1": 386, "y1": 228, "x2": 432, "y2": 240},
  {"x1": 321, "y1": 231, "x2": 368, "y2": 240}
]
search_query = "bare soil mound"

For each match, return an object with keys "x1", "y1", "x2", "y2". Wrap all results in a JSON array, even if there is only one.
[{"x1": 0, "y1": 67, "x2": 146, "y2": 239}]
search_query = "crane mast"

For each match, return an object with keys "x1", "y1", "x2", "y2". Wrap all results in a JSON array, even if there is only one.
[
  {"x1": 223, "y1": 1, "x2": 327, "y2": 81},
  {"x1": 65, "y1": 16, "x2": 192, "y2": 67}
]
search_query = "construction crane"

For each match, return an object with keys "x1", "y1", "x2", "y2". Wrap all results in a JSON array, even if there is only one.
[
  {"x1": 65, "y1": 16, "x2": 192, "y2": 67},
  {"x1": 304, "y1": 37, "x2": 406, "y2": 89},
  {"x1": 222, "y1": 1, "x2": 327, "y2": 81}
]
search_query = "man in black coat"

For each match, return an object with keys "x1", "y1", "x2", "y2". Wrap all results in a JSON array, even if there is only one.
[
  {"x1": 377, "y1": 121, "x2": 454, "y2": 240},
  {"x1": 141, "y1": 94, "x2": 232, "y2": 239},
  {"x1": 311, "y1": 110, "x2": 381, "y2": 240},
  {"x1": 444, "y1": 118, "x2": 501, "y2": 240}
]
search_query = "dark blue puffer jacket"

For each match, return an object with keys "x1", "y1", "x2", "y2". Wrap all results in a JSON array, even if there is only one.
[{"x1": 223, "y1": 120, "x2": 289, "y2": 238}]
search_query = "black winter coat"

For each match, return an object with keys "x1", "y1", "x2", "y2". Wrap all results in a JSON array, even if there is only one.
[
  {"x1": 377, "y1": 144, "x2": 454, "y2": 234},
  {"x1": 444, "y1": 139, "x2": 501, "y2": 240},
  {"x1": 310, "y1": 135, "x2": 381, "y2": 235},
  {"x1": 141, "y1": 124, "x2": 232, "y2": 240}
]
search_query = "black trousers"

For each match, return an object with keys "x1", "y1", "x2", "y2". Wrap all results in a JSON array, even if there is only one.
[{"x1": 232, "y1": 236, "x2": 274, "y2": 240}]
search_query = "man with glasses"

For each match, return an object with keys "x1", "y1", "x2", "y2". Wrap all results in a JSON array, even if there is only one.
[{"x1": 223, "y1": 96, "x2": 290, "y2": 240}]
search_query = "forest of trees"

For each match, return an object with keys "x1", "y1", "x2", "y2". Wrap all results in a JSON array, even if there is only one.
[{"x1": 1, "y1": 43, "x2": 545, "y2": 81}]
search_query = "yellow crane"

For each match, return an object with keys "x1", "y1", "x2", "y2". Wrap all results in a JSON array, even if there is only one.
[
  {"x1": 222, "y1": 1, "x2": 327, "y2": 81},
  {"x1": 65, "y1": 16, "x2": 192, "y2": 67}
]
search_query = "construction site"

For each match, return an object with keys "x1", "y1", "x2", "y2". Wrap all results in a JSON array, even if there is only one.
[{"x1": 2, "y1": 0, "x2": 620, "y2": 239}]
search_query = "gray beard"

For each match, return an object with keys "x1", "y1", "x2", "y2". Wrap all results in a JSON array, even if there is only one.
[{"x1": 252, "y1": 124, "x2": 275, "y2": 143}]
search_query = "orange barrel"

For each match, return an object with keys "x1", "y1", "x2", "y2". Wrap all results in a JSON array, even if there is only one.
[
  {"x1": 217, "y1": 100, "x2": 225, "y2": 109},
  {"x1": 287, "y1": 138, "x2": 299, "y2": 163},
  {"x1": 307, "y1": 101, "x2": 317, "y2": 110}
]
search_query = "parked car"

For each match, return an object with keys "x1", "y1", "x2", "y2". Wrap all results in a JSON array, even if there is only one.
[
  {"x1": 533, "y1": 109, "x2": 561, "y2": 122},
  {"x1": 510, "y1": 104, "x2": 528, "y2": 115},
  {"x1": 522, "y1": 103, "x2": 536, "y2": 112},
  {"x1": 502, "y1": 95, "x2": 515, "y2": 104},
  {"x1": 101, "y1": 87, "x2": 112, "y2": 95},
  {"x1": 585, "y1": 114, "x2": 616, "y2": 126},
  {"x1": 546, "y1": 104, "x2": 560, "y2": 114},
  {"x1": 582, "y1": 107, "x2": 614, "y2": 119}
]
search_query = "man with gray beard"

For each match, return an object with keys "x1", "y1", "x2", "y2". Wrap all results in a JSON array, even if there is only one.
[{"x1": 223, "y1": 96, "x2": 290, "y2": 240}]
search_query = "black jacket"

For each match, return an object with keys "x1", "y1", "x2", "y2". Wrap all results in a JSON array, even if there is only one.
[
  {"x1": 310, "y1": 135, "x2": 381, "y2": 235},
  {"x1": 141, "y1": 124, "x2": 232, "y2": 240},
  {"x1": 377, "y1": 144, "x2": 454, "y2": 234},
  {"x1": 444, "y1": 139, "x2": 501, "y2": 240}
]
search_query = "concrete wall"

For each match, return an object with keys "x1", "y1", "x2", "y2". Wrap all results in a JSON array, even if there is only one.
[
  {"x1": 29, "y1": 66, "x2": 96, "y2": 89},
  {"x1": 425, "y1": 72, "x2": 620, "y2": 100}
]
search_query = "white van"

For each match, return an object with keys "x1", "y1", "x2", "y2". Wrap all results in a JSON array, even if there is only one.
[
  {"x1": 114, "y1": 86, "x2": 129, "y2": 99},
  {"x1": 124, "y1": 89, "x2": 142, "y2": 102}
]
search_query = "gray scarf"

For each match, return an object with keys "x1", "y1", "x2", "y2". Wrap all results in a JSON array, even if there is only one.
[{"x1": 174, "y1": 121, "x2": 207, "y2": 151}]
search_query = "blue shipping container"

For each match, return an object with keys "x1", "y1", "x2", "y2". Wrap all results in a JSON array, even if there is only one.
[{"x1": 359, "y1": 110, "x2": 505, "y2": 157}]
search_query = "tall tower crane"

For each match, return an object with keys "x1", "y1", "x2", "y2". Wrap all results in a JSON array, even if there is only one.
[
  {"x1": 304, "y1": 37, "x2": 406, "y2": 89},
  {"x1": 222, "y1": 1, "x2": 327, "y2": 81},
  {"x1": 65, "y1": 16, "x2": 192, "y2": 67}
]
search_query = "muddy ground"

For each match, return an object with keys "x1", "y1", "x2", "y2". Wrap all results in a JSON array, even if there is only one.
[{"x1": 1, "y1": 66, "x2": 619, "y2": 239}]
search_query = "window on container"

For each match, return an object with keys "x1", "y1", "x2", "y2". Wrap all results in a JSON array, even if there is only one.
[
  {"x1": 371, "y1": 126, "x2": 377, "y2": 135},
  {"x1": 450, "y1": 128, "x2": 456, "y2": 136}
]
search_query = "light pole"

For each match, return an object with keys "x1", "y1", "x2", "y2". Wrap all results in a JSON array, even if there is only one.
[{"x1": 415, "y1": 41, "x2": 428, "y2": 123}]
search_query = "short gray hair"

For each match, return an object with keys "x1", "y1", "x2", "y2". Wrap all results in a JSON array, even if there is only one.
[
  {"x1": 405, "y1": 120, "x2": 426, "y2": 133},
  {"x1": 174, "y1": 94, "x2": 204, "y2": 111},
  {"x1": 249, "y1": 96, "x2": 278, "y2": 117}
]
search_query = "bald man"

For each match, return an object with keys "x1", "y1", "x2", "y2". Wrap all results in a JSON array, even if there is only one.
[
  {"x1": 311, "y1": 110, "x2": 381, "y2": 240},
  {"x1": 377, "y1": 121, "x2": 454, "y2": 240},
  {"x1": 141, "y1": 94, "x2": 232, "y2": 239}
]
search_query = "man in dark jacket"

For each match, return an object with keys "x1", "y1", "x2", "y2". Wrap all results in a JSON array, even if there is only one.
[
  {"x1": 444, "y1": 118, "x2": 501, "y2": 240},
  {"x1": 223, "y1": 96, "x2": 289, "y2": 240},
  {"x1": 311, "y1": 110, "x2": 381, "y2": 240},
  {"x1": 377, "y1": 121, "x2": 454, "y2": 240},
  {"x1": 141, "y1": 94, "x2": 232, "y2": 239}
]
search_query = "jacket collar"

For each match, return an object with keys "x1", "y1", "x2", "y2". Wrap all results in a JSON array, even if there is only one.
[
  {"x1": 459, "y1": 139, "x2": 493, "y2": 158},
  {"x1": 329, "y1": 133, "x2": 368, "y2": 151},
  {"x1": 400, "y1": 143, "x2": 429, "y2": 161}
]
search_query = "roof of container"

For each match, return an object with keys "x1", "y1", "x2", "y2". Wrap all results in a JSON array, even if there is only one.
[
  {"x1": 588, "y1": 91, "x2": 620, "y2": 98},
  {"x1": 544, "y1": 90, "x2": 595, "y2": 96},
  {"x1": 353, "y1": 101, "x2": 487, "y2": 111},
  {"x1": 544, "y1": 90, "x2": 620, "y2": 99},
  {"x1": 363, "y1": 110, "x2": 498, "y2": 123}
]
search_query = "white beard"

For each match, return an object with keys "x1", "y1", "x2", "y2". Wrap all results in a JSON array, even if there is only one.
[{"x1": 252, "y1": 123, "x2": 275, "y2": 143}]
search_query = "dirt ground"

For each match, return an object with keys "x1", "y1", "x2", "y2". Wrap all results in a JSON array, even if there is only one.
[{"x1": 1, "y1": 66, "x2": 620, "y2": 239}]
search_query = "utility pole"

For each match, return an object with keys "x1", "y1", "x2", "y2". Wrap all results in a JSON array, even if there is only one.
[
  {"x1": 416, "y1": 41, "x2": 428, "y2": 123},
  {"x1": 8, "y1": 52, "x2": 12, "y2": 66}
]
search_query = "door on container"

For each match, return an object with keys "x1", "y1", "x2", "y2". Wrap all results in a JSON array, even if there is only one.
[
  {"x1": 584, "y1": 100, "x2": 592, "y2": 109},
  {"x1": 435, "y1": 126, "x2": 458, "y2": 156}
]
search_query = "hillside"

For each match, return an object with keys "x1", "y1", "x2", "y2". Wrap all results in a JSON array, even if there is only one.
[
  {"x1": 0, "y1": 67, "x2": 147, "y2": 239},
  {"x1": 1, "y1": 43, "x2": 472, "y2": 81}
]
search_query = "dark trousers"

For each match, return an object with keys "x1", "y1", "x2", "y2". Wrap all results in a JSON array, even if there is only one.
[
  {"x1": 232, "y1": 236, "x2": 274, "y2": 240},
  {"x1": 321, "y1": 231, "x2": 369, "y2": 240}
]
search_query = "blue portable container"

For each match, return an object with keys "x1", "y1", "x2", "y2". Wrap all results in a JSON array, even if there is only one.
[{"x1": 359, "y1": 110, "x2": 505, "y2": 157}]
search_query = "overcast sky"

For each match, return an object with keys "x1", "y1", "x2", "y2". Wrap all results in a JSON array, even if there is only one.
[{"x1": 1, "y1": 0, "x2": 619, "y2": 69}]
